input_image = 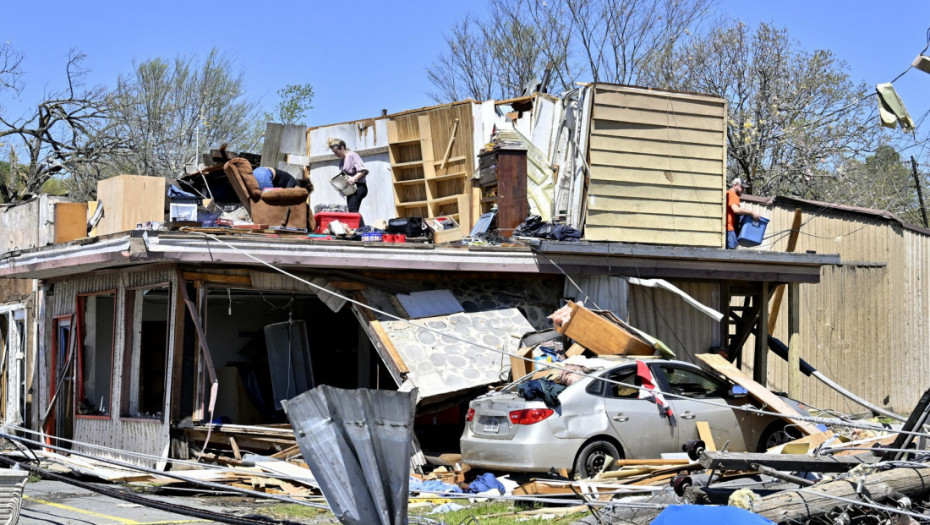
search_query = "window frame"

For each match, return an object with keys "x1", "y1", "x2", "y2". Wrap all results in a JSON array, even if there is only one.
[
  {"x1": 46, "y1": 315, "x2": 73, "y2": 438},
  {"x1": 120, "y1": 283, "x2": 171, "y2": 422},
  {"x1": 75, "y1": 290, "x2": 118, "y2": 420},
  {"x1": 653, "y1": 363, "x2": 730, "y2": 399},
  {"x1": 589, "y1": 364, "x2": 643, "y2": 399}
]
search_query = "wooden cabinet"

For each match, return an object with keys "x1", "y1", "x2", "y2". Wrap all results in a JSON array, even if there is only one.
[{"x1": 477, "y1": 147, "x2": 528, "y2": 237}]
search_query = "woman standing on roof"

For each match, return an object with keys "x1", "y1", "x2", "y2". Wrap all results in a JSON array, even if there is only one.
[{"x1": 328, "y1": 138, "x2": 369, "y2": 225}]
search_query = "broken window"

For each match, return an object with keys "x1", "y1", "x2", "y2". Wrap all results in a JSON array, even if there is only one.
[
  {"x1": 122, "y1": 285, "x2": 170, "y2": 419},
  {"x1": 606, "y1": 367, "x2": 641, "y2": 399},
  {"x1": 77, "y1": 292, "x2": 116, "y2": 417},
  {"x1": 656, "y1": 364, "x2": 728, "y2": 399}
]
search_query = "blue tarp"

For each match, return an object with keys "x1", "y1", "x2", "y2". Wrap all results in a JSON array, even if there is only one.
[{"x1": 651, "y1": 505, "x2": 773, "y2": 525}]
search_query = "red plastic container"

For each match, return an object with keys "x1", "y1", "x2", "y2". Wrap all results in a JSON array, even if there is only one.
[{"x1": 314, "y1": 212, "x2": 361, "y2": 233}]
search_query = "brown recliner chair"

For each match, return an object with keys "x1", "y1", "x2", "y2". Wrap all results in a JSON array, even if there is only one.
[{"x1": 223, "y1": 158, "x2": 310, "y2": 229}]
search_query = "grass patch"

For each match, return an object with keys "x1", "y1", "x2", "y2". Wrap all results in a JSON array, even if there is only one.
[
  {"x1": 264, "y1": 502, "x2": 332, "y2": 520},
  {"x1": 410, "y1": 500, "x2": 587, "y2": 524}
]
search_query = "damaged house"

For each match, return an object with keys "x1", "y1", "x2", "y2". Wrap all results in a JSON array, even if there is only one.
[{"x1": 0, "y1": 82, "x2": 883, "y2": 470}]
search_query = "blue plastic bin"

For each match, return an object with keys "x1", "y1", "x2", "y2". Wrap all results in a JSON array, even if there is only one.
[{"x1": 737, "y1": 216, "x2": 769, "y2": 247}]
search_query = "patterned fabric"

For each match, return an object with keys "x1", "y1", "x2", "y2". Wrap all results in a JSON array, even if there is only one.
[{"x1": 636, "y1": 360, "x2": 673, "y2": 419}]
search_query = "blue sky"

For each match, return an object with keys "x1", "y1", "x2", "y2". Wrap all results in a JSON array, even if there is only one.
[{"x1": 3, "y1": 1, "x2": 930, "y2": 149}]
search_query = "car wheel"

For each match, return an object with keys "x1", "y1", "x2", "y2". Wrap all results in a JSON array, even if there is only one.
[
  {"x1": 757, "y1": 421, "x2": 802, "y2": 452},
  {"x1": 573, "y1": 440, "x2": 621, "y2": 479}
]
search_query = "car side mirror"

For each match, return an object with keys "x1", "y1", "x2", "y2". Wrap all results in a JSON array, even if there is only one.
[{"x1": 729, "y1": 385, "x2": 748, "y2": 398}]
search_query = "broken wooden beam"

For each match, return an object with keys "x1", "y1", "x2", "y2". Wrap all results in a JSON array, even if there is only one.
[
  {"x1": 699, "y1": 451, "x2": 876, "y2": 473},
  {"x1": 696, "y1": 353, "x2": 821, "y2": 435}
]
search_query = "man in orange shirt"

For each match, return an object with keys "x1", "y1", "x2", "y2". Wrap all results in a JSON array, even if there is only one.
[{"x1": 726, "y1": 177, "x2": 760, "y2": 249}]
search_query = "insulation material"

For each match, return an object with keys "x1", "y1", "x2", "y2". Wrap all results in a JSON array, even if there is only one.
[
  {"x1": 378, "y1": 309, "x2": 534, "y2": 400},
  {"x1": 551, "y1": 86, "x2": 593, "y2": 227}
]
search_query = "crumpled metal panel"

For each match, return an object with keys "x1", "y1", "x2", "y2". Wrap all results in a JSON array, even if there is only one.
[{"x1": 283, "y1": 386, "x2": 416, "y2": 525}]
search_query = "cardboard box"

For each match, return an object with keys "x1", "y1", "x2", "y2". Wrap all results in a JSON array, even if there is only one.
[
  {"x1": 554, "y1": 301, "x2": 654, "y2": 356},
  {"x1": 510, "y1": 346, "x2": 534, "y2": 380},
  {"x1": 95, "y1": 175, "x2": 166, "y2": 235},
  {"x1": 54, "y1": 202, "x2": 88, "y2": 243}
]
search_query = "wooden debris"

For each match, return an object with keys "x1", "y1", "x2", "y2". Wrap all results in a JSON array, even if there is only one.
[
  {"x1": 513, "y1": 478, "x2": 663, "y2": 497},
  {"x1": 696, "y1": 353, "x2": 822, "y2": 435},
  {"x1": 550, "y1": 301, "x2": 654, "y2": 356},
  {"x1": 699, "y1": 451, "x2": 876, "y2": 473},
  {"x1": 696, "y1": 421, "x2": 717, "y2": 451}
]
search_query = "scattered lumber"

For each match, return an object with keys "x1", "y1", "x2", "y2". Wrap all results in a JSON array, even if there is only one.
[
  {"x1": 513, "y1": 479, "x2": 663, "y2": 497},
  {"x1": 699, "y1": 451, "x2": 876, "y2": 473}
]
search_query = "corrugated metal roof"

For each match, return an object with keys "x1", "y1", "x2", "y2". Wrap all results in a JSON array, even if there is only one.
[{"x1": 742, "y1": 194, "x2": 930, "y2": 236}]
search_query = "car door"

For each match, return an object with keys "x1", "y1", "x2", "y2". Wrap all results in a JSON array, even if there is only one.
[
  {"x1": 651, "y1": 362, "x2": 750, "y2": 452},
  {"x1": 600, "y1": 365, "x2": 679, "y2": 458}
]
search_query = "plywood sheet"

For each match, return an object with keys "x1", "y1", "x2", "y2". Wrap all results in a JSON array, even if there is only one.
[
  {"x1": 96, "y1": 175, "x2": 166, "y2": 235},
  {"x1": 54, "y1": 202, "x2": 88, "y2": 243},
  {"x1": 695, "y1": 353, "x2": 820, "y2": 435}
]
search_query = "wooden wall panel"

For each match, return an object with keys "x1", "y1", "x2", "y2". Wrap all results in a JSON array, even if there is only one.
[{"x1": 586, "y1": 84, "x2": 727, "y2": 246}]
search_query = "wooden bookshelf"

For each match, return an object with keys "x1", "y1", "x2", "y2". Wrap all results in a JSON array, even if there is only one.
[{"x1": 386, "y1": 103, "x2": 475, "y2": 230}]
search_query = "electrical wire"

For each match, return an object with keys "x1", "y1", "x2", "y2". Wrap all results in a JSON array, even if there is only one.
[
  {"x1": 4, "y1": 454, "x2": 295, "y2": 525},
  {"x1": 7, "y1": 426, "x2": 322, "y2": 502},
  {"x1": 186, "y1": 231, "x2": 930, "y2": 439}
]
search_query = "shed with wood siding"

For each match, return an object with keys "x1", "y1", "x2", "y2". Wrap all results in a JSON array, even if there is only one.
[
  {"x1": 737, "y1": 195, "x2": 930, "y2": 414},
  {"x1": 585, "y1": 84, "x2": 727, "y2": 247}
]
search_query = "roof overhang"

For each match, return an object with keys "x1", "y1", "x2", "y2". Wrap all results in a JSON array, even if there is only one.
[{"x1": 0, "y1": 231, "x2": 839, "y2": 283}]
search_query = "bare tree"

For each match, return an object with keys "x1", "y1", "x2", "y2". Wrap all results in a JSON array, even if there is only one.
[
  {"x1": 0, "y1": 50, "x2": 124, "y2": 202},
  {"x1": 109, "y1": 49, "x2": 260, "y2": 177},
  {"x1": 427, "y1": 16, "x2": 498, "y2": 102},
  {"x1": 642, "y1": 21, "x2": 878, "y2": 198},
  {"x1": 426, "y1": 0, "x2": 714, "y2": 102},
  {"x1": 0, "y1": 42, "x2": 24, "y2": 93}
]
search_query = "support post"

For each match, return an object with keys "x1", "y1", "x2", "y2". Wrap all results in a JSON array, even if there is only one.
[
  {"x1": 767, "y1": 208, "x2": 803, "y2": 334},
  {"x1": 753, "y1": 283, "x2": 769, "y2": 384},
  {"x1": 787, "y1": 282, "x2": 801, "y2": 399}
]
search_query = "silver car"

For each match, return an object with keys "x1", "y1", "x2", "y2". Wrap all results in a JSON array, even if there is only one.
[{"x1": 460, "y1": 358, "x2": 804, "y2": 477}]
